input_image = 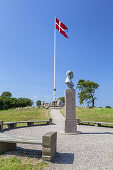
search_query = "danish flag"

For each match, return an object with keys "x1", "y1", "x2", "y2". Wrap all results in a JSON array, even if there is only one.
[{"x1": 56, "y1": 18, "x2": 69, "y2": 38}]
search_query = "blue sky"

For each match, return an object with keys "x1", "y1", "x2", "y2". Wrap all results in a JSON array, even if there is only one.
[{"x1": 0, "y1": 0, "x2": 113, "y2": 107}]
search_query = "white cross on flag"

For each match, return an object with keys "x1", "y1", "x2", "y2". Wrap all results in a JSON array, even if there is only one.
[{"x1": 56, "y1": 18, "x2": 69, "y2": 38}]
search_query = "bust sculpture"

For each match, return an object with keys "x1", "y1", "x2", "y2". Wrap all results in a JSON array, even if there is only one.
[{"x1": 65, "y1": 70, "x2": 74, "y2": 89}]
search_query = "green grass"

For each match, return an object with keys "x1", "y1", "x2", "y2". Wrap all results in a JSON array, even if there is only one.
[
  {"x1": 0, "y1": 108, "x2": 50, "y2": 128},
  {"x1": 61, "y1": 107, "x2": 113, "y2": 123},
  {"x1": 0, "y1": 108, "x2": 50, "y2": 169},
  {"x1": 0, "y1": 108, "x2": 50, "y2": 122},
  {"x1": 0, "y1": 156, "x2": 48, "y2": 170}
]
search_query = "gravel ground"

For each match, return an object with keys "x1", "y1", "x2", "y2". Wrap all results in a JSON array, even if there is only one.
[{"x1": 2, "y1": 109, "x2": 113, "y2": 170}]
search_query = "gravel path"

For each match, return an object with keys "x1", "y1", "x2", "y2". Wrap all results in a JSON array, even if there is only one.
[{"x1": 2, "y1": 109, "x2": 113, "y2": 170}]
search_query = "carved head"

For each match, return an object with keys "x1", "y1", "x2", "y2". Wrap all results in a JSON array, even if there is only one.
[
  {"x1": 65, "y1": 70, "x2": 74, "y2": 89},
  {"x1": 66, "y1": 70, "x2": 74, "y2": 79}
]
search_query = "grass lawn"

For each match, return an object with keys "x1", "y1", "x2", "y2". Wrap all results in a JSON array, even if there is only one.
[
  {"x1": 0, "y1": 108, "x2": 50, "y2": 127},
  {"x1": 0, "y1": 156, "x2": 48, "y2": 170},
  {"x1": 61, "y1": 107, "x2": 113, "y2": 123},
  {"x1": 0, "y1": 108, "x2": 50, "y2": 122}
]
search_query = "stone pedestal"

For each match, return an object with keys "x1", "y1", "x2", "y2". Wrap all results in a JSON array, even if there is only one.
[{"x1": 65, "y1": 89, "x2": 77, "y2": 134}]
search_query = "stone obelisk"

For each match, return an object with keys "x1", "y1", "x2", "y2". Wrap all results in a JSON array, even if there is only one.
[{"x1": 65, "y1": 70, "x2": 77, "y2": 134}]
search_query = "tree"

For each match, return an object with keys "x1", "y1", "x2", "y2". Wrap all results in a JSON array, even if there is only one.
[
  {"x1": 0, "y1": 97, "x2": 4, "y2": 110},
  {"x1": 0, "y1": 91, "x2": 33, "y2": 110},
  {"x1": 9, "y1": 98, "x2": 18, "y2": 108},
  {"x1": 58, "y1": 97, "x2": 65, "y2": 103},
  {"x1": 105, "y1": 106, "x2": 111, "y2": 109},
  {"x1": 36, "y1": 100, "x2": 41, "y2": 106},
  {"x1": 77, "y1": 79, "x2": 99, "y2": 107},
  {"x1": 16, "y1": 98, "x2": 33, "y2": 107},
  {"x1": 0, "y1": 96, "x2": 11, "y2": 110},
  {"x1": 1, "y1": 91, "x2": 12, "y2": 98}
]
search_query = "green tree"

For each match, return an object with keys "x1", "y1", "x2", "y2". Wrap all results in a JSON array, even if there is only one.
[
  {"x1": 9, "y1": 98, "x2": 18, "y2": 108},
  {"x1": 36, "y1": 100, "x2": 41, "y2": 106},
  {"x1": 0, "y1": 97, "x2": 4, "y2": 110},
  {"x1": 0, "y1": 91, "x2": 33, "y2": 110},
  {"x1": 0, "y1": 97, "x2": 10, "y2": 110},
  {"x1": 77, "y1": 79, "x2": 99, "y2": 107},
  {"x1": 17, "y1": 98, "x2": 33, "y2": 107},
  {"x1": 1, "y1": 91, "x2": 12, "y2": 98},
  {"x1": 105, "y1": 106, "x2": 111, "y2": 109},
  {"x1": 58, "y1": 97, "x2": 65, "y2": 103}
]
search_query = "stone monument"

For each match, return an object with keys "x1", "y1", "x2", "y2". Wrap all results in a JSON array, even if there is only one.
[
  {"x1": 65, "y1": 70, "x2": 77, "y2": 134},
  {"x1": 57, "y1": 100, "x2": 63, "y2": 107},
  {"x1": 41, "y1": 101, "x2": 45, "y2": 107}
]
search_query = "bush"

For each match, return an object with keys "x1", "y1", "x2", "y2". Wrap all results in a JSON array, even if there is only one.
[{"x1": 105, "y1": 106, "x2": 111, "y2": 109}]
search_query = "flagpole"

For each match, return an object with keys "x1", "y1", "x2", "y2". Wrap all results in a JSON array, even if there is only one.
[{"x1": 53, "y1": 16, "x2": 56, "y2": 101}]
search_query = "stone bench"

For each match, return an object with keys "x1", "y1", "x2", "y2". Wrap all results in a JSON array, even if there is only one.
[
  {"x1": 0, "y1": 131, "x2": 57, "y2": 161},
  {"x1": 79, "y1": 121, "x2": 113, "y2": 127},
  {"x1": 0, "y1": 119, "x2": 52, "y2": 130}
]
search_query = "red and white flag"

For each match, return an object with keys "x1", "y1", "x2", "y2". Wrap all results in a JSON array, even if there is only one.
[{"x1": 56, "y1": 18, "x2": 69, "y2": 38}]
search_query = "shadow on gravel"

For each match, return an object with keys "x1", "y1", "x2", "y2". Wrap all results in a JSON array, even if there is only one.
[
  {"x1": 77, "y1": 131, "x2": 113, "y2": 134},
  {"x1": 1, "y1": 147, "x2": 42, "y2": 159},
  {"x1": 52, "y1": 153, "x2": 74, "y2": 164}
]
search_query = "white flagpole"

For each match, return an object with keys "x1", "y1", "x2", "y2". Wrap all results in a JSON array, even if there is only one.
[{"x1": 53, "y1": 16, "x2": 56, "y2": 101}]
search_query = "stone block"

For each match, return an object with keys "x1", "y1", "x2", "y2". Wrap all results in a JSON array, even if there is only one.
[
  {"x1": 42, "y1": 147, "x2": 52, "y2": 156},
  {"x1": 47, "y1": 119, "x2": 52, "y2": 125},
  {"x1": 65, "y1": 120, "x2": 77, "y2": 133},
  {"x1": 6, "y1": 123, "x2": 16, "y2": 129},
  {"x1": 0, "y1": 121, "x2": 3, "y2": 131},
  {"x1": 95, "y1": 123, "x2": 101, "y2": 127},
  {"x1": 0, "y1": 142, "x2": 16, "y2": 154},
  {"x1": 42, "y1": 132, "x2": 57, "y2": 161},
  {"x1": 27, "y1": 122, "x2": 34, "y2": 126},
  {"x1": 57, "y1": 100, "x2": 63, "y2": 107}
]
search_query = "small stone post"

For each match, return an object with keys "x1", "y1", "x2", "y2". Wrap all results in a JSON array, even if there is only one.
[
  {"x1": 42, "y1": 132, "x2": 57, "y2": 161},
  {"x1": 65, "y1": 71, "x2": 77, "y2": 134},
  {"x1": 47, "y1": 118, "x2": 52, "y2": 125}
]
